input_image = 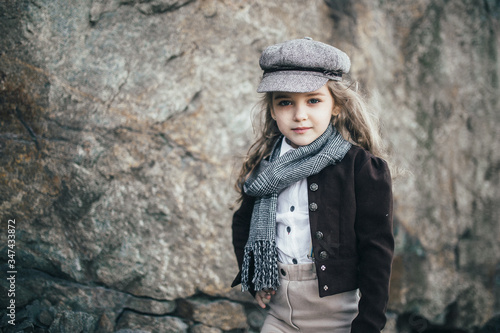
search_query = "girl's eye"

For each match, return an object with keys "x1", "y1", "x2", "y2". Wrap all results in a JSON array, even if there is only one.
[
  {"x1": 309, "y1": 98, "x2": 321, "y2": 104},
  {"x1": 277, "y1": 100, "x2": 292, "y2": 106}
]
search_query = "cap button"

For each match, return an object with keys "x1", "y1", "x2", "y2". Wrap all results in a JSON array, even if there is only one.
[{"x1": 304, "y1": 37, "x2": 313, "y2": 40}]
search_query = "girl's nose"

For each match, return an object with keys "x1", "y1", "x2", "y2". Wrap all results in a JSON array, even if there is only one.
[{"x1": 293, "y1": 105, "x2": 308, "y2": 121}]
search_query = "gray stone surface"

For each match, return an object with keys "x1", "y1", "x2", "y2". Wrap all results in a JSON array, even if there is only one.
[
  {"x1": 190, "y1": 324, "x2": 223, "y2": 333},
  {"x1": 177, "y1": 297, "x2": 247, "y2": 330},
  {"x1": 48, "y1": 311, "x2": 99, "y2": 333},
  {"x1": 115, "y1": 311, "x2": 189, "y2": 332},
  {"x1": 1, "y1": 0, "x2": 499, "y2": 332}
]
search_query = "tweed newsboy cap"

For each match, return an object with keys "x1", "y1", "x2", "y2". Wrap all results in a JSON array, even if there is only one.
[{"x1": 257, "y1": 37, "x2": 350, "y2": 93}]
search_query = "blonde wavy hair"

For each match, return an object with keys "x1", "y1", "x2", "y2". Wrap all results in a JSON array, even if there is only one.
[{"x1": 235, "y1": 80, "x2": 387, "y2": 198}]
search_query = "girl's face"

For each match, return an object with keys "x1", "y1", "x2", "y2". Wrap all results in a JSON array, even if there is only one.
[{"x1": 271, "y1": 84, "x2": 338, "y2": 148}]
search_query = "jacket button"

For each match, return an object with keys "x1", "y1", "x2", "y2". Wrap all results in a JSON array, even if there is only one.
[
  {"x1": 320, "y1": 265, "x2": 326, "y2": 271},
  {"x1": 309, "y1": 202, "x2": 318, "y2": 211},
  {"x1": 323, "y1": 285, "x2": 329, "y2": 291},
  {"x1": 315, "y1": 231, "x2": 324, "y2": 240},
  {"x1": 280, "y1": 268, "x2": 286, "y2": 276},
  {"x1": 309, "y1": 183, "x2": 318, "y2": 191},
  {"x1": 319, "y1": 251, "x2": 329, "y2": 260}
]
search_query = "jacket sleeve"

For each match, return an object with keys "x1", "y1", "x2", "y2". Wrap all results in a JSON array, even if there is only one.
[
  {"x1": 351, "y1": 156, "x2": 394, "y2": 333},
  {"x1": 231, "y1": 192, "x2": 255, "y2": 291}
]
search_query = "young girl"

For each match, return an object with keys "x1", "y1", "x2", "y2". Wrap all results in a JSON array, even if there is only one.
[{"x1": 231, "y1": 38, "x2": 394, "y2": 333}]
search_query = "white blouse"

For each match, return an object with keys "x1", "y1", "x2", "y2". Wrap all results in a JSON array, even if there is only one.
[{"x1": 275, "y1": 137, "x2": 314, "y2": 265}]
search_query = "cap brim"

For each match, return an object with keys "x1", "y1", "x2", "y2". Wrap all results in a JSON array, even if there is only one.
[{"x1": 257, "y1": 71, "x2": 330, "y2": 93}]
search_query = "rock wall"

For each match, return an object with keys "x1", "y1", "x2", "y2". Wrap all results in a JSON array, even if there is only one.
[{"x1": 0, "y1": 0, "x2": 499, "y2": 332}]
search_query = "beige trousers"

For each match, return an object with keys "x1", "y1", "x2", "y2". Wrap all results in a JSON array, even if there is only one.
[{"x1": 261, "y1": 262, "x2": 359, "y2": 333}]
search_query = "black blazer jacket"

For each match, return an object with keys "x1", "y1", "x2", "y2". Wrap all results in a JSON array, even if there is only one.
[{"x1": 231, "y1": 145, "x2": 394, "y2": 332}]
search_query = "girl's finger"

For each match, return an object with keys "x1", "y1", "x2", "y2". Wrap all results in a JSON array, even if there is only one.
[{"x1": 256, "y1": 295, "x2": 266, "y2": 308}]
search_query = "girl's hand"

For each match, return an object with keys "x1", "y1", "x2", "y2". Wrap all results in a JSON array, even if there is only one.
[{"x1": 255, "y1": 289, "x2": 276, "y2": 308}]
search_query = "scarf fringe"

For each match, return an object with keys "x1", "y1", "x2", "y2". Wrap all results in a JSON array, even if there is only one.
[{"x1": 241, "y1": 240, "x2": 280, "y2": 292}]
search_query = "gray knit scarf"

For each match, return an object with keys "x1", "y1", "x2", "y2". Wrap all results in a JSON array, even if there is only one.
[{"x1": 241, "y1": 125, "x2": 352, "y2": 292}]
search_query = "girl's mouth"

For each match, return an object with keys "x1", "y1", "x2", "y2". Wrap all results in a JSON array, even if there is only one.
[{"x1": 292, "y1": 127, "x2": 311, "y2": 134}]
